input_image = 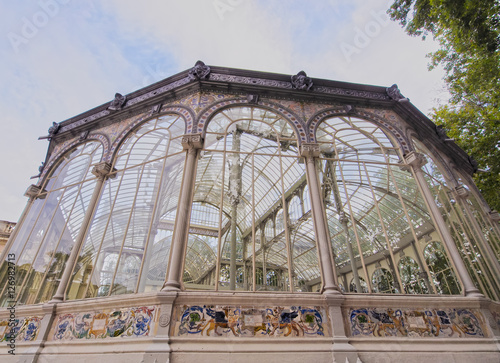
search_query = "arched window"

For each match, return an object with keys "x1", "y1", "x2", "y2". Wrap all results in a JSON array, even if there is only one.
[
  {"x1": 424, "y1": 241, "x2": 461, "y2": 295},
  {"x1": 372, "y1": 267, "x2": 397, "y2": 294},
  {"x1": 349, "y1": 276, "x2": 368, "y2": 293},
  {"x1": 288, "y1": 195, "x2": 302, "y2": 225},
  {"x1": 398, "y1": 256, "x2": 429, "y2": 294},
  {"x1": 0, "y1": 141, "x2": 103, "y2": 306},
  {"x1": 65, "y1": 115, "x2": 185, "y2": 300},
  {"x1": 414, "y1": 139, "x2": 500, "y2": 299},
  {"x1": 183, "y1": 106, "x2": 319, "y2": 292},
  {"x1": 316, "y1": 115, "x2": 443, "y2": 295}
]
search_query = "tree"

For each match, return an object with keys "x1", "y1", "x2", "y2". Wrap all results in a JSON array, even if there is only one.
[{"x1": 388, "y1": 0, "x2": 500, "y2": 211}]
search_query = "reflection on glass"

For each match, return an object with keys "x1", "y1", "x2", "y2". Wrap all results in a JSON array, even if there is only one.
[
  {"x1": 65, "y1": 115, "x2": 185, "y2": 300},
  {"x1": 0, "y1": 141, "x2": 103, "y2": 306},
  {"x1": 184, "y1": 106, "x2": 320, "y2": 292}
]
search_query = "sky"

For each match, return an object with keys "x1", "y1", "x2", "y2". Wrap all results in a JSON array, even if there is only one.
[{"x1": 0, "y1": 0, "x2": 449, "y2": 222}]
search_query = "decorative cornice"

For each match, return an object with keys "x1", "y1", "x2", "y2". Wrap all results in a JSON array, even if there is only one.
[{"x1": 55, "y1": 68, "x2": 392, "y2": 136}]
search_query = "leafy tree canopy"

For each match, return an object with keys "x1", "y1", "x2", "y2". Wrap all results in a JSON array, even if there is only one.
[{"x1": 388, "y1": 0, "x2": 500, "y2": 211}]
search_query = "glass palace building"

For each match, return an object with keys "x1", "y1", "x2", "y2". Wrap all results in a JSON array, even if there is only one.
[{"x1": 1, "y1": 62, "x2": 499, "y2": 362}]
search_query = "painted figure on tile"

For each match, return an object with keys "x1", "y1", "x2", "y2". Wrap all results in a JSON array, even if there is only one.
[{"x1": 267, "y1": 307, "x2": 303, "y2": 337}]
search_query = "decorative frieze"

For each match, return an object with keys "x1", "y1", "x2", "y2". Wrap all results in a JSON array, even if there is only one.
[
  {"x1": 349, "y1": 308, "x2": 486, "y2": 338},
  {"x1": 51, "y1": 306, "x2": 157, "y2": 341},
  {"x1": 173, "y1": 305, "x2": 328, "y2": 338},
  {"x1": 0, "y1": 316, "x2": 41, "y2": 342}
]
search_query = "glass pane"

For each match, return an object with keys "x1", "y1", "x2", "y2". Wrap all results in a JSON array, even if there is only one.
[{"x1": 66, "y1": 115, "x2": 185, "y2": 300}]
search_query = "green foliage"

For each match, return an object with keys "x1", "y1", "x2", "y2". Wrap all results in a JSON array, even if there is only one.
[{"x1": 388, "y1": 0, "x2": 500, "y2": 211}]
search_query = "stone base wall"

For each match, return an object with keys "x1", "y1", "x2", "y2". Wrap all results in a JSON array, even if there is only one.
[{"x1": 0, "y1": 291, "x2": 499, "y2": 363}]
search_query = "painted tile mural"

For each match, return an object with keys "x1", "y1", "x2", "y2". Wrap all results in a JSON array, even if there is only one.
[
  {"x1": 173, "y1": 305, "x2": 328, "y2": 337},
  {"x1": 0, "y1": 317, "x2": 41, "y2": 342},
  {"x1": 52, "y1": 306, "x2": 156, "y2": 340},
  {"x1": 349, "y1": 308, "x2": 486, "y2": 338}
]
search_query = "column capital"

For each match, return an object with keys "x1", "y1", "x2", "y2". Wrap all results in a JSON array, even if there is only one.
[
  {"x1": 181, "y1": 133, "x2": 204, "y2": 150},
  {"x1": 403, "y1": 151, "x2": 427, "y2": 168},
  {"x1": 453, "y1": 185, "x2": 470, "y2": 199},
  {"x1": 91, "y1": 162, "x2": 116, "y2": 180},
  {"x1": 24, "y1": 184, "x2": 46, "y2": 199},
  {"x1": 299, "y1": 143, "x2": 320, "y2": 158},
  {"x1": 489, "y1": 210, "x2": 500, "y2": 222}
]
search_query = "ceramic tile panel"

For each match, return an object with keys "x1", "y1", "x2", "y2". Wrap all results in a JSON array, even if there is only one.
[
  {"x1": 172, "y1": 305, "x2": 328, "y2": 338},
  {"x1": 349, "y1": 308, "x2": 486, "y2": 338},
  {"x1": 51, "y1": 306, "x2": 157, "y2": 340},
  {"x1": 0, "y1": 316, "x2": 41, "y2": 342}
]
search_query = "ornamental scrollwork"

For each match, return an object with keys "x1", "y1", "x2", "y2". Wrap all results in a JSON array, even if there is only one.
[
  {"x1": 291, "y1": 71, "x2": 313, "y2": 91},
  {"x1": 188, "y1": 60, "x2": 211, "y2": 81},
  {"x1": 386, "y1": 84, "x2": 408, "y2": 102},
  {"x1": 108, "y1": 93, "x2": 127, "y2": 111}
]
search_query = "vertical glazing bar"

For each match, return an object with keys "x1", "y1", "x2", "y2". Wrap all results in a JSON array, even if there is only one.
[
  {"x1": 251, "y1": 153, "x2": 256, "y2": 292},
  {"x1": 362, "y1": 162, "x2": 404, "y2": 293},
  {"x1": 50, "y1": 164, "x2": 111, "y2": 302},
  {"x1": 337, "y1": 161, "x2": 372, "y2": 293}
]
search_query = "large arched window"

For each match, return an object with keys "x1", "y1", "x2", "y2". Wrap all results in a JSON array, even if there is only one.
[
  {"x1": 0, "y1": 141, "x2": 103, "y2": 306},
  {"x1": 316, "y1": 116, "x2": 450, "y2": 295},
  {"x1": 414, "y1": 139, "x2": 500, "y2": 300},
  {"x1": 424, "y1": 241, "x2": 461, "y2": 295},
  {"x1": 65, "y1": 114, "x2": 185, "y2": 300},
  {"x1": 183, "y1": 106, "x2": 319, "y2": 292}
]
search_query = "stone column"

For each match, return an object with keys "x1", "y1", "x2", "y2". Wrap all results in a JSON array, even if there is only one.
[
  {"x1": 300, "y1": 143, "x2": 340, "y2": 294},
  {"x1": 50, "y1": 162, "x2": 115, "y2": 302},
  {"x1": 404, "y1": 151, "x2": 482, "y2": 296},
  {"x1": 163, "y1": 134, "x2": 203, "y2": 291}
]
